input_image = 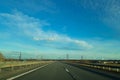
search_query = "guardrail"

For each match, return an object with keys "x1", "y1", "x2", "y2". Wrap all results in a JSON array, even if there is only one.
[
  {"x1": 78, "y1": 63, "x2": 120, "y2": 73},
  {"x1": 0, "y1": 62, "x2": 42, "y2": 72}
]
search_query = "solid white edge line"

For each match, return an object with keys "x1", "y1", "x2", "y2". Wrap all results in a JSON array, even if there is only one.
[{"x1": 7, "y1": 64, "x2": 49, "y2": 80}]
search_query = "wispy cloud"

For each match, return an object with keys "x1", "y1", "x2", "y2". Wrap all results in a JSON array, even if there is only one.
[
  {"x1": 0, "y1": 11, "x2": 92, "y2": 50},
  {"x1": 3, "y1": 0, "x2": 58, "y2": 13},
  {"x1": 103, "y1": 0, "x2": 120, "y2": 31},
  {"x1": 73, "y1": 0, "x2": 120, "y2": 32}
]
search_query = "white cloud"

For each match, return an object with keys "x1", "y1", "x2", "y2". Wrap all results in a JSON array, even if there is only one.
[{"x1": 0, "y1": 11, "x2": 92, "y2": 49}]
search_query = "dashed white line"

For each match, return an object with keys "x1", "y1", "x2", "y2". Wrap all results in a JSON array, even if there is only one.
[
  {"x1": 64, "y1": 67, "x2": 77, "y2": 80},
  {"x1": 65, "y1": 68, "x2": 69, "y2": 72},
  {"x1": 7, "y1": 64, "x2": 49, "y2": 80}
]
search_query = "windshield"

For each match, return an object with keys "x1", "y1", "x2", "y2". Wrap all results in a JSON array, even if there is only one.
[{"x1": 0, "y1": 0, "x2": 120, "y2": 80}]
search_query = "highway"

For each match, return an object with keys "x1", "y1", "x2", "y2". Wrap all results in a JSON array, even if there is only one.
[{"x1": 11, "y1": 62, "x2": 119, "y2": 80}]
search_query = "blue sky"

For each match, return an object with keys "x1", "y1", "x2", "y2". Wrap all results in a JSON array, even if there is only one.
[{"x1": 0, "y1": 0, "x2": 120, "y2": 59}]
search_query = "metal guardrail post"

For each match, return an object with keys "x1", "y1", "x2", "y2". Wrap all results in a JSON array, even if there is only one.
[
  {"x1": 0, "y1": 68, "x2": 1, "y2": 72},
  {"x1": 117, "y1": 68, "x2": 119, "y2": 72},
  {"x1": 102, "y1": 67, "x2": 105, "y2": 69},
  {"x1": 109, "y1": 67, "x2": 111, "y2": 71},
  {"x1": 11, "y1": 66, "x2": 14, "y2": 71}
]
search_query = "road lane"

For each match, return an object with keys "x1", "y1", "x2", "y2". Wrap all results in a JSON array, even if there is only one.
[
  {"x1": 11, "y1": 62, "x2": 118, "y2": 80},
  {"x1": 13, "y1": 62, "x2": 73, "y2": 80},
  {"x1": 64, "y1": 63, "x2": 113, "y2": 80}
]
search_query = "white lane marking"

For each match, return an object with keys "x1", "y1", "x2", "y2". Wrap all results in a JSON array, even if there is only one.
[
  {"x1": 65, "y1": 68, "x2": 69, "y2": 72},
  {"x1": 7, "y1": 64, "x2": 49, "y2": 80},
  {"x1": 65, "y1": 68, "x2": 77, "y2": 80}
]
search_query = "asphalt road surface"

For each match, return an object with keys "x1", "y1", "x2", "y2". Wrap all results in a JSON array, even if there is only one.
[{"x1": 12, "y1": 62, "x2": 118, "y2": 80}]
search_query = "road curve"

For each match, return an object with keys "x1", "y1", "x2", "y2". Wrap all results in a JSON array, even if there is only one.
[{"x1": 11, "y1": 62, "x2": 118, "y2": 80}]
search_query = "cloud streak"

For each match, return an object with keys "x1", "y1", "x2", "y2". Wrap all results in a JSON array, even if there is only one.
[{"x1": 0, "y1": 11, "x2": 92, "y2": 50}]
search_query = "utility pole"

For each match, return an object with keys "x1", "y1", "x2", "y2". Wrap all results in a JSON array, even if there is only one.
[
  {"x1": 81, "y1": 56, "x2": 83, "y2": 60},
  {"x1": 19, "y1": 52, "x2": 21, "y2": 61},
  {"x1": 66, "y1": 54, "x2": 69, "y2": 60},
  {"x1": 41, "y1": 55, "x2": 43, "y2": 60}
]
